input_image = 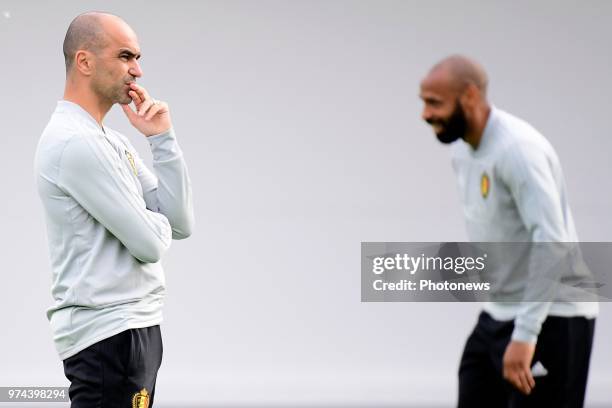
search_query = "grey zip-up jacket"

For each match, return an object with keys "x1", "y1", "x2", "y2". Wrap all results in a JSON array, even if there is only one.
[
  {"x1": 450, "y1": 106, "x2": 597, "y2": 343},
  {"x1": 35, "y1": 100, "x2": 194, "y2": 359}
]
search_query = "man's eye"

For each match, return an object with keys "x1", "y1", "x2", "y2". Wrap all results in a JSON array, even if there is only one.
[{"x1": 120, "y1": 55, "x2": 130, "y2": 60}]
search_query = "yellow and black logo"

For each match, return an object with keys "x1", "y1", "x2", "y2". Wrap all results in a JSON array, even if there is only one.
[
  {"x1": 132, "y1": 388, "x2": 150, "y2": 408},
  {"x1": 481, "y1": 172, "x2": 490, "y2": 199},
  {"x1": 125, "y1": 150, "x2": 138, "y2": 176}
]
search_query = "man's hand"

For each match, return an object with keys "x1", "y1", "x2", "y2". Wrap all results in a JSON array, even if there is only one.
[
  {"x1": 503, "y1": 340, "x2": 536, "y2": 395},
  {"x1": 121, "y1": 83, "x2": 172, "y2": 137}
]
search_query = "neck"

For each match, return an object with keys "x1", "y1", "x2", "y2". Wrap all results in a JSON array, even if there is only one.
[
  {"x1": 63, "y1": 78, "x2": 112, "y2": 127},
  {"x1": 464, "y1": 103, "x2": 491, "y2": 150}
]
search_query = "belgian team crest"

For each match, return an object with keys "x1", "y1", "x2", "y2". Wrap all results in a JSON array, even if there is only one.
[
  {"x1": 132, "y1": 388, "x2": 150, "y2": 408},
  {"x1": 125, "y1": 150, "x2": 137, "y2": 176},
  {"x1": 480, "y1": 172, "x2": 490, "y2": 199}
]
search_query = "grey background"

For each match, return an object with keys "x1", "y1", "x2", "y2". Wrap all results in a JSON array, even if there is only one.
[{"x1": 1, "y1": 0, "x2": 611, "y2": 406}]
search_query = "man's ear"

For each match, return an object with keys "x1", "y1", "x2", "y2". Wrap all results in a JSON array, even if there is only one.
[
  {"x1": 74, "y1": 50, "x2": 94, "y2": 76},
  {"x1": 460, "y1": 83, "x2": 479, "y2": 109}
]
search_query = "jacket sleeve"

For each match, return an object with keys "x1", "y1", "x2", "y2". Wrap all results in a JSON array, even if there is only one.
[
  {"x1": 134, "y1": 128, "x2": 194, "y2": 240},
  {"x1": 498, "y1": 141, "x2": 569, "y2": 344},
  {"x1": 58, "y1": 134, "x2": 172, "y2": 263}
]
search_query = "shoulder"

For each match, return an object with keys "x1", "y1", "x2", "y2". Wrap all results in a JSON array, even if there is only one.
[
  {"x1": 54, "y1": 125, "x2": 120, "y2": 176},
  {"x1": 36, "y1": 111, "x2": 97, "y2": 171},
  {"x1": 40, "y1": 111, "x2": 84, "y2": 143},
  {"x1": 495, "y1": 136, "x2": 560, "y2": 188},
  {"x1": 40, "y1": 107, "x2": 115, "y2": 153},
  {"x1": 495, "y1": 109, "x2": 556, "y2": 155},
  {"x1": 492, "y1": 110, "x2": 557, "y2": 168}
]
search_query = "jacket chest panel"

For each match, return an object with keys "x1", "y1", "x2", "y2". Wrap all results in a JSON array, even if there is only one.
[{"x1": 102, "y1": 134, "x2": 143, "y2": 196}]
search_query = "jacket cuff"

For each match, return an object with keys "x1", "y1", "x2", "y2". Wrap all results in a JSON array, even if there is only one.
[
  {"x1": 147, "y1": 128, "x2": 182, "y2": 162},
  {"x1": 511, "y1": 323, "x2": 539, "y2": 344}
]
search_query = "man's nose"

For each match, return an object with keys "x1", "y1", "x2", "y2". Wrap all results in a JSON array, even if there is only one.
[
  {"x1": 422, "y1": 107, "x2": 432, "y2": 122},
  {"x1": 129, "y1": 60, "x2": 143, "y2": 78}
]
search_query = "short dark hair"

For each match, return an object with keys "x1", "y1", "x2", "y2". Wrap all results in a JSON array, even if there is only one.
[{"x1": 62, "y1": 12, "x2": 112, "y2": 73}]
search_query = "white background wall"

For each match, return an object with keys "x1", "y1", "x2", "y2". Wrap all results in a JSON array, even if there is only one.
[{"x1": 1, "y1": 1, "x2": 611, "y2": 406}]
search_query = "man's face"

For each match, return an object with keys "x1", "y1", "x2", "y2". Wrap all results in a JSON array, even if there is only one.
[
  {"x1": 90, "y1": 21, "x2": 142, "y2": 105},
  {"x1": 419, "y1": 73, "x2": 468, "y2": 144}
]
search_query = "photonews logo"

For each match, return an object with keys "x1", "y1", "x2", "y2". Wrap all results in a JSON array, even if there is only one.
[{"x1": 372, "y1": 253, "x2": 487, "y2": 275}]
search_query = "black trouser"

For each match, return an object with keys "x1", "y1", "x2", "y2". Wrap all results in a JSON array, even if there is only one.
[
  {"x1": 458, "y1": 312, "x2": 595, "y2": 408},
  {"x1": 63, "y1": 325, "x2": 163, "y2": 408}
]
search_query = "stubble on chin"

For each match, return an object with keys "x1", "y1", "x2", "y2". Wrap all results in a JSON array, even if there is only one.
[
  {"x1": 117, "y1": 92, "x2": 132, "y2": 105},
  {"x1": 110, "y1": 83, "x2": 132, "y2": 105}
]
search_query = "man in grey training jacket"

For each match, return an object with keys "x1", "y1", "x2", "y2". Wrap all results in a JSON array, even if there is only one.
[
  {"x1": 419, "y1": 55, "x2": 597, "y2": 407},
  {"x1": 35, "y1": 12, "x2": 194, "y2": 407}
]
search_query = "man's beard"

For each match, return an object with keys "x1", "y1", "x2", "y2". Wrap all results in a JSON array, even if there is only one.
[
  {"x1": 92, "y1": 75, "x2": 134, "y2": 105},
  {"x1": 429, "y1": 101, "x2": 468, "y2": 144},
  {"x1": 108, "y1": 78, "x2": 133, "y2": 105}
]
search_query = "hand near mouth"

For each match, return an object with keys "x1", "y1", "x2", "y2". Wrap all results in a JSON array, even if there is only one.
[{"x1": 121, "y1": 82, "x2": 172, "y2": 137}]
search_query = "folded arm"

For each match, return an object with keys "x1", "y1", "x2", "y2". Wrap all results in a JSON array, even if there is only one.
[
  {"x1": 58, "y1": 134, "x2": 172, "y2": 263},
  {"x1": 134, "y1": 128, "x2": 195, "y2": 239}
]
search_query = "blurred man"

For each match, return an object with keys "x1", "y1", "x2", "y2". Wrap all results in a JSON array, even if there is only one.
[
  {"x1": 419, "y1": 55, "x2": 597, "y2": 407},
  {"x1": 35, "y1": 12, "x2": 194, "y2": 407}
]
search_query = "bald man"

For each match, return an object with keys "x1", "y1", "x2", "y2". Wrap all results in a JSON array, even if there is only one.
[
  {"x1": 35, "y1": 12, "x2": 194, "y2": 407},
  {"x1": 419, "y1": 55, "x2": 597, "y2": 407}
]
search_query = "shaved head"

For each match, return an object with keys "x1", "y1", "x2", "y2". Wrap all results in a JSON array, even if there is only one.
[
  {"x1": 428, "y1": 54, "x2": 489, "y2": 95},
  {"x1": 62, "y1": 12, "x2": 124, "y2": 72},
  {"x1": 420, "y1": 55, "x2": 492, "y2": 147},
  {"x1": 62, "y1": 11, "x2": 142, "y2": 106}
]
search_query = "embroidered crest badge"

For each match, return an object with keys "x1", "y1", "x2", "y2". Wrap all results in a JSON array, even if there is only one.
[
  {"x1": 132, "y1": 388, "x2": 150, "y2": 408},
  {"x1": 481, "y1": 172, "x2": 490, "y2": 199},
  {"x1": 125, "y1": 150, "x2": 137, "y2": 176}
]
